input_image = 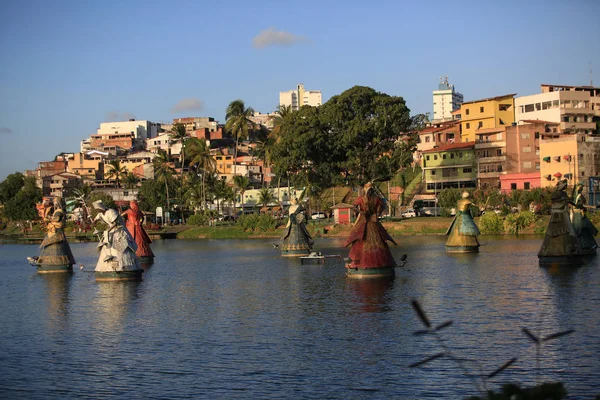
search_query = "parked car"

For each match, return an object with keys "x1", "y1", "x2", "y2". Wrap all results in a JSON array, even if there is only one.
[
  {"x1": 401, "y1": 209, "x2": 416, "y2": 218},
  {"x1": 311, "y1": 212, "x2": 326, "y2": 220}
]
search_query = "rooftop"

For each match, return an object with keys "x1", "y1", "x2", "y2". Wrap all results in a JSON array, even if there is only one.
[
  {"x1": 422, "y1": 141, "x2": 476, "y2": 153},
  {"x1": 462, "y1": 93, "x2": 517, "y2": 105}
]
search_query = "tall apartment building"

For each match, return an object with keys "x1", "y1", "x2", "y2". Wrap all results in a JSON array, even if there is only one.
[
  {"x1": 515, "y1": 84, "x2": 599, "y2": 134},
  {"x1": 432, "y1": 76, "x2": 463, "y2": 122},
  {"x1": 172, "y1": 117, "x2": 218, "y2": 132},
  {"x1": 459, "y1": 94, "x2": 516, "y2": 143},
  {"x1": 279, "y1": 84, "x2": 322, "y2": 111}
]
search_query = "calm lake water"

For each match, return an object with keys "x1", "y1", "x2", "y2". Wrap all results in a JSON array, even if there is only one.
[{"x1": 0, "y1": 236, "x2": 599, "y2": 399}]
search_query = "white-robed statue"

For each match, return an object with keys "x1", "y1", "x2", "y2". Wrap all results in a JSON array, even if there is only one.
[{"x1": 92, "y1": 200, "x2": 143, "y2": 281}]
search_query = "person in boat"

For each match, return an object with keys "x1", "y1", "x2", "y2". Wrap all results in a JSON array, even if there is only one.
[
  {"x1": 345, "y1": 182, "x2": 397, "y2": 268},
  {"x1": 281, "y1": 197, "x2": 313, "y2": 256},
  {"x1": 571, "y1": 183, "x2": 598, "y2": 253},
  {"x1": 34, "y1": 197, "x2": 76, "y2": 268},
  {"x1": 445, "y1": 191, "x2": 481, "y2": 252},
  {"x1": 92, "y1": 200, "x2": 140, "y2": 272},
  {"x1": 538, "y1": 180, "x2": 582, "y2": 259},
  {"x1": 121, "y1": 200, "x2": 154, "y2": 260}
]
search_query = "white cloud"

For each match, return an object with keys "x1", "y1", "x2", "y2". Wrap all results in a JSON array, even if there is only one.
[
  {"x1": 171, "y1": 98, "x2": 204, "y2": 113},
  {"x1": 0, "y1": 127, "x2": 12, "y2": 134},
  {"x1": 252, "y1": 27, "x2": 306, "y2": 49},
  {"x1": 105, "y1": 111, "x2": 136, "y2": 121}
]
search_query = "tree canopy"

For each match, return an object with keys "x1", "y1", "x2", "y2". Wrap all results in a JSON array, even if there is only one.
[
  {"x1": 0, "y1": 174, "x2": 42, "y2": 222},
  {"x1": 270, "y1": 86, "x2": 414, "y2": 189}
]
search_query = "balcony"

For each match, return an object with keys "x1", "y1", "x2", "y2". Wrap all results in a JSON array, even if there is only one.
[
  {"x1": 477, "y1": 155, "x2": 506, "y2": 163},
  {"x1": 478, "y1": 171, "x2": 501, "y2": 179},
  {"x1": 475, "y1": 140, "x2": 506, "y2": 149}
]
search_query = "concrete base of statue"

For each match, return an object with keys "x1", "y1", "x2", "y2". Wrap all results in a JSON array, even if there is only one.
[
  {"x1": 281, "y1": 249, "x2": 311, "y2": 257},
  {"x1": 95, "y1": 269, "x2": 143, "y2": 282},
  {"x1": 345, "y1": 263, "x2": 395, "y2": 279},
  {"x1": 36, "y1": 264, "x2": 74, "y2": 274},
  {"x1": 538, "y1": 255, "x2": 584, "y2": 268},
  {"x1": 446, "y1": 245, "x2": 479, "y2": 253}
]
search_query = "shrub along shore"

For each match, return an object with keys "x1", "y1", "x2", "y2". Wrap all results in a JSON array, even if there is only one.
[{"x1": 6, "y1": 213, "x2": 596, "y2": 242}]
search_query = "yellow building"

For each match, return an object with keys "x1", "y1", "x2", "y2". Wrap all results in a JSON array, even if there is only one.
[
  {"x1": 460, "y1": 94, "x2": 516, "y2": 142},
  {"x1": 67, "y1": 152, "x2": 105, "y2": 182}
]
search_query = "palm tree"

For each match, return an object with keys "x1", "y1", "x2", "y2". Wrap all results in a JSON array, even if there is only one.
[
  {"x1": 106, "y1": 160, "x2": 128, "y2": 188},
  {"x1": 233, "y1": 175, "x2": 250, "y2": 214},
  {"x1": 212, "y1": 178, "x2": 228, "y2": 217},
  {"x1": 124, "y1": 173, "x2": 139, "y2": 189},
  {"x1": 186, "y1": 137, "x2": 216, "y2": 211},
  {"x1": 271, "y1": 104, "x2": 293, "y2": 139},
  {"x1": 153, "y1": 149, "x2": 174, "y2": 222},
  {"x1": 258, "y1": 187, "x2": 275, "y2": 209},
  {"x1": 184, "y1": 182, "x2": 203, "y2": 214},
  {"x1": 225, "y1": 99, "x2": 255, "y2": 179},
  {"x1": 170, "y1": 123, "x2": 188, "y2": 223}
]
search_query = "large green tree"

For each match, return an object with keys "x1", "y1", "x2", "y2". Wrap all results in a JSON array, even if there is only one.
[
  {"x1": 186, "y1": 137, "x2": 216, "y2": 211},
  {"x1": 1, "y1": 175, "x2": 42, "y2": 222},
  {"x1": 105, "y1": 160, "x2": 128, "y2": 188},
  {"x1": 138, "y1": 179, "x2": 168, "y2": 213},
  {"x1": 271, "y1": 86, "x2": 413, "y2": 190}
]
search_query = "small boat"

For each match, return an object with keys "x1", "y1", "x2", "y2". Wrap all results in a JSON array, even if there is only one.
[{"x1": 300, "y1": 252, "x2": 343, "y2": 265}]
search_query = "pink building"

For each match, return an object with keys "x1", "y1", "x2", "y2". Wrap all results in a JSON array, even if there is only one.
[{"x1": 499, "y1": 120, "x2": 560, "y2": 192}]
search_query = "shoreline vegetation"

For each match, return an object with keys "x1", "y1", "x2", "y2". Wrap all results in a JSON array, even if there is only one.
[{"x1": 0, "y1": 216, "x2": 552, "y2": 243}]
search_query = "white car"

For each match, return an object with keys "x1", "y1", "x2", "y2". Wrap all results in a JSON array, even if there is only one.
[
  {"x1": 311, "y1": 212, "x2": 326, "y2": 220},
  {"x1": 401, "y1": 209, "x2": 416, "y2": 218}
]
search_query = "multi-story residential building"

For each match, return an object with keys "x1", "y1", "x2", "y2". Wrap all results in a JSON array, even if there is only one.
[
  {"x1": 147, "y1": 133, "x2": 181, "y2": 155},
  {"x1": 540, "y1": 134, "x2": 600, "y2": 196},
  {"x1": 473, "y1": 127, "x2": 507, "y2": 189},
  {"x1": 500, "y1": 120, "x2": 560, "y2": 192},
  {"x1": 417, "y1": 120, "x2": 461, "y2": 153},
  {"x1": 515, "y1": 84, "x2": 599, "y2": 134},
  {"x1": 86, "y1": 132, "x2": 135, "y2": 155},
  {"x1": 172, "y1": 117, "x2": 218, "y2": 132},
  {"x1": 97, "y1": 119, "x2": 161, "y2": 140},
  {"x1": 421, "y1": 142, "x2": 477, "y2": 194},
  {"x1": 118, "y1": 151, "x2": 156, "y2": 175},
  {"x1": 36, "y1": 160, "x2": 68, "y2": 178},
  {"x1": 249, "y1": 112, "x2": 278, "y2": 130},
  {"x1": 432, "y1": 76, "x2": 463, "y2": 122},
  {"x1": 41, "y1": 172, "x2": 82, "y2": 198},
  {"x1": 279, "y1": 84, "x2": 322, "y2": 111},
  {"x1": 67, "y1": 151, "x2": 106, "y2": 182},
  {"x1": 459, "y1": 94, "x2": 516, "y2": 142}
]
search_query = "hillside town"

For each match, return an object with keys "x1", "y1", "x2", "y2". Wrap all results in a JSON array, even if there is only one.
[{"x1": 18, "y1": 79, "x2": 600, "y2": 221}]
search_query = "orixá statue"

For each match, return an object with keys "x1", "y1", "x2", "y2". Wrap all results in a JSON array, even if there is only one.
[
  {"x1": 28, "y1": 197, "x2": 76, "y2": 273},
  {"x1": 281, "y1": 197, "x2": 314, "y2": 256},
  {"x1": 345, "y1": 182, "x2": 397, "y2": 278},
  {"x1": 445, "y1": 191, "x2": 480, "y2": 253},
  {"x1": 121, "y1": 200, "x2": 154, "y2": 263},
  {"x1": 538, "y1": 180, "x2": 583, "y2": 267},
  {"x1": 92, "y1": 200, "x2": 143, "y2": 281},
  {"x1": 570, "y1": 183, "x2": 598, "y2": 255}
]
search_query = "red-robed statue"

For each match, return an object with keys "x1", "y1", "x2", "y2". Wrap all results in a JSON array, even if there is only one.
[
  {"x1": 121, "y1": 200, "x2": 154, "y2": 262},
  {"x1": 345, "y1": 182, "x2": 397, "y2": 278}
]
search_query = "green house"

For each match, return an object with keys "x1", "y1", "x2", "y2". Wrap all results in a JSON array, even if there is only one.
[{"x1": 422, "y1": 141, "x2": 477, "y2": 193}]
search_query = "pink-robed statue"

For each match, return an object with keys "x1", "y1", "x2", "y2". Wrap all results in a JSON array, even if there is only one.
[{"x1": 121, "y1": 200, "x2": 154, "y2": 261}]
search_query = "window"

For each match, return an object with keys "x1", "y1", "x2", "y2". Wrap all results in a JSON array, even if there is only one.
[
  {"x1": 466, "y1": 123, "x2": 471, "y2": 129},
  {"x1": 542, "y1": 101, "x2": 551, "y2": 110},
  {"x1": 552, "y1": 100, "x2": 559, "y2": 108},
  {"x1": 511, "y1": 183, "x2": 517, "y2": 190},
  {"x1": 524, "y1": 182, "x2": 530, "y2": 189},
  {"x1": 443, "y1": 154, "x2": 447, "y2": 159},
  {"x1": 450, "y1": 153, "x2": 455, "y2": 159},
  {"x1": 478, "y1": 121, "x2": 483, "y2": 128},
  {"x1": 426, "y1": 155, "x2": 430, "y2": 161},
  {"x1": 496, "y1": 149, "x2": 502, "y2": 156},
  {"x1": 535, "y1": 103, "x2": 541, "y2": 111},
  {"x1": 465, "y1": 109, "x2": 470, "y2": 115},
  {"x1": 425, "y1": 136, "x2": 430, "y2": 142},
  {"x1": 459, "y1": 153, "x2": 463, "y2": 158},
  {"x1": 463, "y1": 168, "x2": 472, "y2": 173},
  {"x1": 521, "y1": 133, "x2": 530, "y2": 139},
  {"x1": 434, "y1": 155, "x2": 438, "y2": 160},
  {"x1": 524, "y1": 104, "x2": 534, "y2": 112},
  {"x1": 522, "y1": 146, "x2": 532, "y2": 153},
  {"x1": 534, "y1": 132, "x2": 540, "y2": 139},
  {"x1": 523, "y1": 161, "x2": 532, "y2": 168},
  {"x1": 431, "y1": 170, "x2": 436, "y2": 175},
  {"x1": 480, "y1": 106, "x2": 484, "y2": 113},
  {"x1": 499, "y1": 118, "x2": 505, "y2": 125}
]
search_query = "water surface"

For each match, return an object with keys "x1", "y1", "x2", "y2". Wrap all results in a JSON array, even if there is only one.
[{"x1": 0, "y1": 236, "x2": 599, "y2": 399}]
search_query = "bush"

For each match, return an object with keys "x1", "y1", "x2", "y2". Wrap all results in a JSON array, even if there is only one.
[
  {"x1": 479, "y1": 212, "x2": 504, "y2": 234},
  {"x1": 187, "y1": 213, "x2": 209, "y2": 226},
  {"x1": 237, "y1": 214, "x2": 278, "y2": 232},
  {"x1": 504, "y1": 211, "x2": 538, "y2": 235}
]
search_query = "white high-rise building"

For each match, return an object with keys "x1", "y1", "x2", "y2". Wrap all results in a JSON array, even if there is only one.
[
  {"x1": 279, "y1": 84, "x2": 322, "y2": 111},
  {"x1": 97, "y1": 119, "x2": 161, "y2": 139},
  {"x1": 432, "y1": 76, "x2": 463, "y2": 122}
]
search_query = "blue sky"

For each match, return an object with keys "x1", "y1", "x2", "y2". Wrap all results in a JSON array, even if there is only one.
[{"x1": 1, "y1": 0, "x2": 599, "y2": 180}]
